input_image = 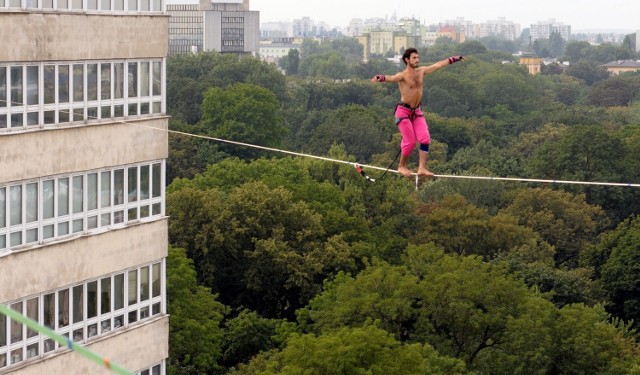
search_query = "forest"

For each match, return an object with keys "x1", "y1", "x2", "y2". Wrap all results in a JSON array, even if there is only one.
[{"x1": 165, "y1": 35, "x2": 640, "y2": 374}]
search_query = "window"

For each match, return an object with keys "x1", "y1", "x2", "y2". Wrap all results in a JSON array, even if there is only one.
[
  {"x1": 73, "y1": 285, "x2": 83, "y2": 324},
  {"x1": 26, "y1": 66, "x2": 38, "y2": 105},
  {"x1": 10, "y1": 66, "x2": 23, "y2": 107},
  {"x1": 1, "y1": 161, "x2": 164, "y2": 253},
  {"x1": 128, "y1": 62, "x2": 137, "y2": 98},
  {"x1": 101, "y1": 63, "x2": 111, "y2": 100},
  {"x1": 73, "y1": 64, "x2": 84, "y2": 103},
  {"x1": 0, "y1": 262, "x2": 165, "y2": 371},
  {"x1": 0, "y1": 67, "x2": 6, "y2": 108},
  {"x1": 87, "y1": 64, "x2": 98, "y2": 102},
  {"x1": 59, "y1": 65, "x2": 70, "y2": 108},
  {"x1": 44, "y1": 65, "x2": 55, "y2": 105}
]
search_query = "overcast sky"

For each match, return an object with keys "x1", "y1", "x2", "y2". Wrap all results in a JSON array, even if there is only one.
[{"x1": 249, "y1": 0, "x2": 638, "y2": 32}]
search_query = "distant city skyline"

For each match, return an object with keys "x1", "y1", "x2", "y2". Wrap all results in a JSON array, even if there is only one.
[{"x1": 249, "y1": 0, "x2": 638, "y2": 32}]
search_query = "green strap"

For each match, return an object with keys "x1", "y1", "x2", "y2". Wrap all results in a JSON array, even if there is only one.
[{"x1": 0, "y1": 304, "x2": 134, "y2": 375}]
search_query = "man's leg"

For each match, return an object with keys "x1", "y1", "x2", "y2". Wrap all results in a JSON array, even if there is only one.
[
  {"x1": 398, "y1": 153, "x2": 412, "y2": 177},
  {"x1": 417, "y1": 147, "x2": 434, "y2": 177},
  {"x1": 395, "y1": 113, "x2": 415, "y2": 177}
]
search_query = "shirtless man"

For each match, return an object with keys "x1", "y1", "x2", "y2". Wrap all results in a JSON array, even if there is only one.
[{"x1": 371, "y1": 48, "x2": 464, "y2": 177}]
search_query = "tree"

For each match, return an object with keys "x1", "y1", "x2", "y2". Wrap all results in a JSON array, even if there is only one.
[
  {"x1": 586, "y1": 73, "x2": 640, "y2": 107},
  {"x1": 296, "y1": 244, "x2": 640, "y2": 373},
  {"x1": 599, "y1": 216, "x2": 640, "y2": 324},
  {"x1": 415, "y1": 194, "x2": 548, "y2": 259},
  {"x1": 458, "y1": 40, "x2": 487, "y2": 55},
  {"x1": 167, "y1": 246, "x2": 228, "y2": 375},
  {"x1": 280, "y1": 48, "x2": 300, "y2": 75},
  {"x1": 478, "y1": 69, "x2": 533, "y2": 114},
  {"x1": 168, "y1": 178, "x2": 359, "y2": 319},
  {"x1": 548, "y1": 31, "x2": 567, "y2": 57},
  {"x1": 221, "y1": 309, "x2": 280, "y2": 368},
  {"x1": 547, "y1": 304, "x2": 640, "y2": 374},
  {"x1": 564, "y1": 40, "x2": 592, "y2": 63},
  {"x1": 166, "y1": 52, "x2": 288, "y2": 124},
  {"x1": 526, "y1": 125, "x2": 628, "y2": 220},
  {"x1": 199, "y1": 83, "x2": 286, "y2": 159},
  {"x1": 565, "y1": 61, "x2": 610, "y2": 86},
  {"x1": 306, "y1": 104, "x2": 388, "y2": 163},
  {"x1": 501, "y1": 187, "x2": 608, "y2": 268},
  {"x1": 442, "y1": 139, "x2": 525, "y2": 178},
  {"x1": 232, "y1": 325, "x2": 468, "y2": 375}
]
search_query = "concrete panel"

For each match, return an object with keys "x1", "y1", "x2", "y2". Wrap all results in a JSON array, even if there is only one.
[
  {"x1": 5, "y1": 316, "x2": 168, "y2": 374},
  {"x1": 0, "y1": 117, "x2": 168, "y2": 184},
  {"x1": 0, "y1": 218, "x2": 167, "y2": 302},
  {"x1": 203, "y1": 11, "x2": 222, "y2": 51},
  {"x1": 0, "y1": 13, "x2": 168, "y2": 62}
]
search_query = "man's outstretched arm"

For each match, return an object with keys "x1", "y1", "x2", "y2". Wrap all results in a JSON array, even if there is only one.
[
  {"x1": 371, "y1": 72, "x2": 403, "y2": 83},
  {"x1": 421, "y1": 55, "x2": 464, "y2": 75}
]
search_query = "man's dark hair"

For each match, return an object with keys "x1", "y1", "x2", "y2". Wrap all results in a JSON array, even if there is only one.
[{"x1": 402, "y1": 48, "x2": 418, "y2": 65}]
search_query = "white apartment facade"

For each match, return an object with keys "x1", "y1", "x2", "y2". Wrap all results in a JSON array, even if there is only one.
[
  {"x1": 0, "y1": 0, "x2": 169, "y2": 373},
  {"x1": 167, "y1": 0, "x2": 259, "y2": 55},
  {"x1": 530, "y1": 19, "x2": 571, "y2": 41}
]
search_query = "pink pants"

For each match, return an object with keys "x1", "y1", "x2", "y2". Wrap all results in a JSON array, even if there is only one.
[{"x1": 395, "y1": 105, "x2": 430, "y2": 157}]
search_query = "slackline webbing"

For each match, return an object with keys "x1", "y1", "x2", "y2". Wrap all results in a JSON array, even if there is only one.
[{"x1": 0, "y1": 304, "x2": 134, "y2": 375}]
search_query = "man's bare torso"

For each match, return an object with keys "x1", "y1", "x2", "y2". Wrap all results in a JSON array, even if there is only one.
[{"x1": 398, "y1": 67, "x2": 425, "y2": 108}]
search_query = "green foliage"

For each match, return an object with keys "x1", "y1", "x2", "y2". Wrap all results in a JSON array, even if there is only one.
[
  {"x1": 280, "y1": 49, "x2": 300, "y2": 75},
  {"x1": 200, "y1": 83, "x2": 286, "y2": 159},
  {"x1": 222, "y1": 309, "x2": 280, "y2": 367},
  {"x1": 167, "y1": 246, "x2": 228, "y2": 375},
  {"x1": 168, "y1": 118, "x2": 228, "y2": 183},
  {"x1": 586, "y1": 73, "x2": 640, "y2": 107},
  {"x1": 166, "y1": 151, "x2": 429, "y2": 317},
  {"x1": 501, "y1": 187, "x2": 609, "y2": 268},
  {"x1": 598, "y1": 216, "x2": 640, "y2": 325},
  {"x1": 442, "y1": 139, "x2": 525, "y2": 177},
  {"x1": 164, "y1": 36, "x2": 640, "y2": 373},
  {"x1": 167, "y1": 52, "x2": 288, "y2": 124},
  {"x1": 526, "y1": 124, "x2": 631, "y2": 221},
  {"x1": 232, "y1": 325, "x2": 468, "y2": 375},
  {"x1": 565, "y1": 61, "x2": 610, "y2": 85},
  {"x1": 298, "y1": 246, "x2": 640, "y2": 374},
  {"x1": 306, "y1": 104, "x2": 389, "y2": 162},
  {"x1": 415, "y1": 194, "x2": 550, "y2": 260},
  {"x1": 424, "y1": 114, "x2": 473, "y2": 157}
]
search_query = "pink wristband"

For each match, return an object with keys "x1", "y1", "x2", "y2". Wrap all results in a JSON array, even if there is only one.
[{"x1": 375, "y1": 74, "x2": 385, "y2": 82}]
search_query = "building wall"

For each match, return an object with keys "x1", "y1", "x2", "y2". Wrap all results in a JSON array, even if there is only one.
[
  {"x1": 605, "y1": 66, "x2": 640, "y2": 75},
  {"x1": 0, "y1": 14, "x2": 168, "y2": 62},
  {"x1": 204, "y1": 11, "x2": 223, "y2": 52},
  {"x1": 519, "y1": 56, "x2": 542, "y2": 75},
  {"x1": 167, "y1": 4, "x2": 204, "y2": 54},
  {"x1": 0, "y1": 119, "x2": 168, "y2": 184},
  {"x1": 203, "y1": 10, "x2": 259, "y2": 55},
  {"x1": 0, "y1": 219, "x2": 167, "y2": 302},
  {"x1": 243, "y1": 10, "x2": 260, "y2": 54},
  {"x1": 5, "y1": 317, "x2": 168, "y2": 375},
  {"x1": 1, "y1": 4, "x2": 168, "y2": 374}
]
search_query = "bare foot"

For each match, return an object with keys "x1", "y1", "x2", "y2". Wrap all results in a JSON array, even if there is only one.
[
  {"x1": 398, "y1": 166, "x2": 413, "y2": 177},
  {"x1": 417, "y1": 168, "x2": 435, "y2": 177}
]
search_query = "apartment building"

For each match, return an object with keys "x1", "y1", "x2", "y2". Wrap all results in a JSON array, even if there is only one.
[
  {"x1": 530, "y1": 19, "x2": 571, "y2": 41},
  {"x1": 0, "y1": 0, "x2": 169, "y2": 373},
  {"x1": 167, "y1": 0, "x2": 259, "y2": 55}
]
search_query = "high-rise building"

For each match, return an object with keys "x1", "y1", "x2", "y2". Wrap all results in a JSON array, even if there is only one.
[
  {"x1": 167, "y1": 0, "x2": 259, "y2": 55},
  {"x1": 0, "y1": 0, "x2": 169, "y2": 373},
  {"x1": 530, "y1": 19, "x2": 571, "y2": 41}
]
